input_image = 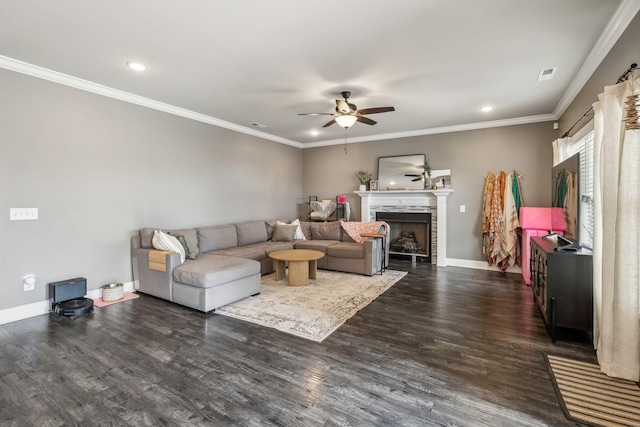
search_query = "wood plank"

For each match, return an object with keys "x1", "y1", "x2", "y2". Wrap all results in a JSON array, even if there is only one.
[
  {"x1": 0, "y1": 258, "x2": 595, "y2": 425},
  {"x1": 148, "y1": 250, "x2": 170, "y2": 272}
]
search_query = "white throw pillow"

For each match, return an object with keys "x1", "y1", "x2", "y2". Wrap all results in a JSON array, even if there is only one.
[
  {"x1": 277, "y1": 219, "x2": 306, "y2": 240},
  {"x1": 152, "y1": 230, "x2": 186, "y2": 263}
]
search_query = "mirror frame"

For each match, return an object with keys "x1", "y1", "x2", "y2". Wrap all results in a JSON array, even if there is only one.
[{"x1": 377, "y1": 154, "x2": 426, "y2": 191}]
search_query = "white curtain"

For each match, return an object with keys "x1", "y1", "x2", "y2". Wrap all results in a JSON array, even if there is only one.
[
  {"x1": 592, "y1": 77, "x2": 640, "y2": 381},
  {"x1": 552, "y1": 137, "x2": 573, "y2": 166}
]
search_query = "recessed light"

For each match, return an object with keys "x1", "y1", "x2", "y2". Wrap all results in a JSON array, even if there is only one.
[
  {"x1": 479, "y1": 105, "x2": 493, "y2": 112},
  {"x1": 126, "y1": 61, "x2": 147, "y2": 71},
  {"x1": 309, "y1": 130, "x2": 319, "y2": 137}
]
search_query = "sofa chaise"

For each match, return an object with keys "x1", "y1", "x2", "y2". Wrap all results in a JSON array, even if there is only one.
[{"x1": 130, "y1": 219, "x2": 388, "y2": 313}]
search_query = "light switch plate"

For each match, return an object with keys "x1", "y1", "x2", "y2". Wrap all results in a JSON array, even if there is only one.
[
  {"x1": 10, "y1": 208, "x2": 38, "y2": 221},
  {"x1": 459, "y1": 205, "x2": 466, "y2": 213}
]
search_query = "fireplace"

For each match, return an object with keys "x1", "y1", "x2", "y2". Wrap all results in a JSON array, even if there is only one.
[
  {"x1": 355, "y1": 189, "x2": 453, "y2": 266},
  {"x1": 376, "y1": 211, "x2": 431, "y2": 263}
]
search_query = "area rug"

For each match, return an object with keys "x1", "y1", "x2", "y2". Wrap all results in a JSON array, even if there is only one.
[
  {"x1": 216, "y1": 269, "x2": 407, "y2": 342},
  {"x1": 545, "y1": 354, "x2": 640, "y2": 427},
  {"x1": 92, "y1": 292, "x2": 139, "y2": 308}
]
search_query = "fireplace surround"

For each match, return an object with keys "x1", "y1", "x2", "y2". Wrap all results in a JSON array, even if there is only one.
[{"x1": 355, "y1": 189, "x2": 453, "y2": 266}]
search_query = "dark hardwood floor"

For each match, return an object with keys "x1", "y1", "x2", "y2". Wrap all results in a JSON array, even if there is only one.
[{"x1": 0, "y1": 259, "x2": 594, "y2": 426}]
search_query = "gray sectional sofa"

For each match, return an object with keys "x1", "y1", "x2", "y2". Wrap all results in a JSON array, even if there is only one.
[{"x1": 130, "y1": 219, "x2": 388, "y2": 313}]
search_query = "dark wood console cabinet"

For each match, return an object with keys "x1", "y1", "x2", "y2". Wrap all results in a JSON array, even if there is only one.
[{"x1": 530, "y1": 236, "x2": 593, "y2": 342}]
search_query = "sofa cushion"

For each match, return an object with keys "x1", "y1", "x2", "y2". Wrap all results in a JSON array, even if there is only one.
[
  {"x1": 294, "y1": 239, "x2": 340, "y2": 254},
  {"x1": 298, "y1": 221, "x2": 312, "y2": 240},
  {"x1": 311, "y1": 221, "x2": 342, "y2": 240},
  {"x1": 236, "y1": 220, "x2": 269, "y2": 246},
  {"x1": 198, "y1": 225, "x2": 238, "y2": 252},
  {"x1": 327, "y1": 242, "x2": 365, "y2": 259},
  {"x1": 173, "y1": 254, "x2": 260, "y2": 288},
  {"x1": 207, "y1": 246, "x2": 266, "y2": 261},
  {"x1": 140, "y1": 228, "x2": 156, "y2": 249},
  {"x1": 244, "y1": 241, "x2": 295, "y2": 254}
]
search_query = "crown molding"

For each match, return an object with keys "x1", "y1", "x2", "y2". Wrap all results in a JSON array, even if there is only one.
[
  {"x1": 2, "y1": 0, "x2": 636, "y2": 153},
  {"x1": 0, "y1": 55, "x2": 303, "y2": 148},
  {"x1": 302, "y1": 114, "x2": 556, "y2": 148},
  {"x1": 553, "y1": 0, "x2": 640, "y2": 117}
]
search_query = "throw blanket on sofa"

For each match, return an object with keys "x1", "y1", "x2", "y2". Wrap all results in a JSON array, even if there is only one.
[{"x1": 341, "y1": 221, "x2": 389, "y2": 243}]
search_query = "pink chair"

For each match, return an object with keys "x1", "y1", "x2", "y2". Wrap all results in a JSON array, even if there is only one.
[{"x1": 520, "y1": 207, "x2": 566, "y2": 285}]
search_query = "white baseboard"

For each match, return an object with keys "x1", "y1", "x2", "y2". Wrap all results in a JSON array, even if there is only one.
[
  {"x1": 446, "y1": 258, "x2": 522, "y2": 274},
  {"x1": 0, "y1": 281, "x2": 135, "y2": 325},
  {"x1": 0, "y1": 264, "x2": 516, "y2": 325}
]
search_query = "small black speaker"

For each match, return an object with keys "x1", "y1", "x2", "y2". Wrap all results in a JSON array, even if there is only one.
[{"x1": 49, "y1": 277, "x2": 87, "y2": 310}]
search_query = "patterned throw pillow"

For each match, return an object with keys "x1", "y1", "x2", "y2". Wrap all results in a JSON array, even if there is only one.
[{"x1": 152, "y1": 230, "x2": 186, "y2": 263}]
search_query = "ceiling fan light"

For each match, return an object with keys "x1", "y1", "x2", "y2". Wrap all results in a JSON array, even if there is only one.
[{"x1": 335, "y1": 114, "x2": 357, "y2": 129}]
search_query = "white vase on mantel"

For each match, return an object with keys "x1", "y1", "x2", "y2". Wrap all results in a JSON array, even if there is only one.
[{"x1": 359, "y1": 184, "x2": 366, "y2": 191}]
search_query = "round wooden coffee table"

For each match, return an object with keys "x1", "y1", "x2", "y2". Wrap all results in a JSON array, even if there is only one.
[{"x1": 268, "y1": 249, "x2": 325, "y2": 286}]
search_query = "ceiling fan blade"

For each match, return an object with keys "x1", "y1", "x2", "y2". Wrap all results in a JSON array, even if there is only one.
[
  {"x1": 356, "y1": 116, "x2": 377, "y2": 126},
  {"x1": 357, "y1": 106, "x2": 395, "y2": 115},
  {"x1": 298, "y1": 113, "x2": 334, "y2": 116},
  {"x1": 336, "y1": 99, "x2": 351, "y2": 114},
  {"x1": 405, "y1": 174, "x2": 424, "y2": 177},
  {"x1": 412, "y1": 177, "x2": 423, "y2": 182},
  {"x1": 322, "y1": 119, "x2": 336, "y2": 128}
]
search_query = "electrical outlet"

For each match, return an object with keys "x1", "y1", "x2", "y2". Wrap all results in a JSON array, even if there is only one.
[
  {"x1": 10, "y1": 208, "x2": 38, "y2": 221},
  {"x1": 23, "y1": 275, "x2": 36, "y2": 291}
]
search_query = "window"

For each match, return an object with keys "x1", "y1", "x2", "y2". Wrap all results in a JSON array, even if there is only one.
[
  {"x1": 577, "y1": 131, "x2": 594, "y2": 249},
  {"x1": 565, "y1": 125, "x2": 594, "y2": 249}
]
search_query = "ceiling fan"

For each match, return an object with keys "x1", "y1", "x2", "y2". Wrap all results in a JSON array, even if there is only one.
[
  {"x1": 405, "y1": 172, "x2": 425, "y2": 182},
  {"x1": 299, "y1": 91, "x2": 395, "y2": 129}
]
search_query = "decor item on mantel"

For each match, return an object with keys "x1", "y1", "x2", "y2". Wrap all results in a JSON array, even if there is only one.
[
  {"x1": 356, "y1": 170, "x2": 372, "y2": 191},
  {"x1": 423, "y1": 158, "x2": 432, "y2": 189},
  {"x1": 378, "y1": 154, "x2": 425, "y2": 190}
]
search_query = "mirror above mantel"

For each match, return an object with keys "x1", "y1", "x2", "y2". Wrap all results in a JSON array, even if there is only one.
[{"x1": 377, "y1": 154, "x2": 425, "y2": 191}]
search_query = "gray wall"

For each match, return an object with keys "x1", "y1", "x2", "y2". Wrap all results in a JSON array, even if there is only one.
[
  {"x1": 301, "y1": 10, "x2": 640, "y2": 264},
  {"x1": 0, "y1": 69, "x2": 302, "y2": 310},
  {"x1": 2, "y1": 10, "x2": 636, "y2": 311},
  {"x1": 559, "y1": 11, "x2": 640, "y2": 135},
  {"x1": 302, "y1": 122, "x2": 557, "y2": 261}
]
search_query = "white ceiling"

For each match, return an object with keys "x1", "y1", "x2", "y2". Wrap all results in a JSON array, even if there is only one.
[{"x1": 0, "y1": 1, "x2": 637, "y2": 148}]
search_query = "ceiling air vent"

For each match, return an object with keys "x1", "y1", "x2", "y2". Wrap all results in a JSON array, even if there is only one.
[
  {"x1": 537, "y1": 68, "x2": 557, "y2": 81},
  {"x1": 250, "y1": 122, "x2": 267, "y2": 128}
]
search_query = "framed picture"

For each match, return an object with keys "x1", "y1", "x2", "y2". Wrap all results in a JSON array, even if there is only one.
[{"x1": 369, "y1": 180, "x2": 379, "y2": 191}]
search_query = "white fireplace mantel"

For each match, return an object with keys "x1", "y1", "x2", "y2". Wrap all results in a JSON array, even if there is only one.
[{"x1": 354, "y1": 189, "x2": 454, "y2": 266}]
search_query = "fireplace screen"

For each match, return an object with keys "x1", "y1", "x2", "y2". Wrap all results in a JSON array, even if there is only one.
[{"x1": 376, "y1": 212, "x2": 431, "y2": 262}]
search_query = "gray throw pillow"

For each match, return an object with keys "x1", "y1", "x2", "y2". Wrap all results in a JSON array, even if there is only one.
[
  {"x1": 169, "y1": 233, "x2": 197, "y2": 260},
  {"x1": 271, "y1": 224, "x2": 297, "y2": 242}
]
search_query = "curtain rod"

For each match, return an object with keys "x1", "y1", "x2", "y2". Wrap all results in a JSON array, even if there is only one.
[{"x1": 561, "y1": 63, "x2": 637, "y2": 138}]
